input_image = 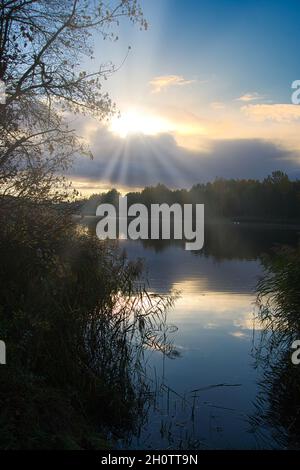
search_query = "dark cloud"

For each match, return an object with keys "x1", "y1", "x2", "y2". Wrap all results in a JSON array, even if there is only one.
[{"x1": 68, "y1": 125, "x2": 300, "y2": 188}]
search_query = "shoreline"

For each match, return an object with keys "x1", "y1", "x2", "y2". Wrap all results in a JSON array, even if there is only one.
[{"x1": 73, "y1": 214, "x2": 300, "y2": 230}]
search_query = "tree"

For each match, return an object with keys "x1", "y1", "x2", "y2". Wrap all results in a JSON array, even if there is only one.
[{"x1": 0, "y1": 0, "x2": 146, "y2": 203}]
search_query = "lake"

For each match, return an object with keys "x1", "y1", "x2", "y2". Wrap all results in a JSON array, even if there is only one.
[{"x1": 112, "y1": 223, "x2": 299, "y2": 450}]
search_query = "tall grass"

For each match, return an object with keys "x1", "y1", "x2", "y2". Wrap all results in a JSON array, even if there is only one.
[
  {"x1": 251, "y1": 244, "x2": 300, "y2": 448},
  {"x1": 0, "y1": 203, "x2": 176, "y2": 449}
]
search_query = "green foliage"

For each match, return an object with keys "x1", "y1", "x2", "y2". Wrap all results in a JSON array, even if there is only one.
[
  {"x1": 0, "y1": 203, "x2": 173, "y2": 449},
  {"x1": 251, "y1": 244, "x2": 300, "y2": 448},
  {"x1": 81, "y1": 172, "x2": 300, "y2": 222},
  {"x1": 257, "y1": 243, "x2": 300, "y2": 347}
]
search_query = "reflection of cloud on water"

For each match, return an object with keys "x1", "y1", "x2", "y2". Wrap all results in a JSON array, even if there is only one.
[
  {"x1": 203, "y1": 322, "x2": 219, "y2": 330},
  {"x1": 171, "y1": 285, "x2": 258, "y2": 331},
  {"x1": 122, "y1": 240, "x2": 262, "y2": 295},
  {"x1": 122, "y1": 240, "x2": 264, "y2": 337},
  {"x1": 229, "y1": 331, "x2": 250, "y2": 340}
]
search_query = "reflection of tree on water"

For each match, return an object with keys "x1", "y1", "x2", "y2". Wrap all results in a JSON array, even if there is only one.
[
  {"x1": 251, "y1": 245, "x2": 300, "y2": 449},
  {"x1": 80, "y1": 216, "x2": 299, "y2": 261}
]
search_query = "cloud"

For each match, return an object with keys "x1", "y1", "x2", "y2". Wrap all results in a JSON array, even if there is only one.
[
  {"x1": 149, "y1": 75, "x2": 196, "y2": 93},
  {"x1": 237, "y1": 92, "x2": 265, "y2": 102},
  {"x1": 242, "y1": 103, "x2": 300, "y2": 122},
  {"x1": 68, "y1": 122, "x2": 300, "y2": 190},
  {"x1": 210, "y1": 101, "x2": 226, "y2": 110}
]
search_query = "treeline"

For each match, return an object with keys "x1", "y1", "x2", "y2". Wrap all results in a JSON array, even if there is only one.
[{"x1": 79, "y1": 171, "x2": 300, "y2": 222}]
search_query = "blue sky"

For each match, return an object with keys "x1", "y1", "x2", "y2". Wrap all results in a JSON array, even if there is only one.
[
  {"x1": 70, "y1": 0, "x2": 300, "y2": 194},
  {"x1": 100, "y1": 0, "x2": 300, "y2": 103}
]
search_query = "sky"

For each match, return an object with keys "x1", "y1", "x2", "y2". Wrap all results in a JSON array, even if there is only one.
[{"x1": 69, "y1": 0, "x2": 300, "y2": 195}]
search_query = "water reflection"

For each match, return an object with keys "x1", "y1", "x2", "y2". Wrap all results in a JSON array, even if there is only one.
[
  {"x1": 137, "y1": 222, "x2": 299, "y2": 260},
  {"x1": 80, "y1": 217, "x2": 299, "y2": 448},
  {"x1": 113, "y1": 225, "x2": 298, "y2": 449},
  {"x1": 250, "y1": 245, "x2": 300, "y2": 449}
]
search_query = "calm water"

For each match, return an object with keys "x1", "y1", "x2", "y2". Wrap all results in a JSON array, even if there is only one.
[{"x1": 115, "y1": 224, "x2": 299, "y2": 450}]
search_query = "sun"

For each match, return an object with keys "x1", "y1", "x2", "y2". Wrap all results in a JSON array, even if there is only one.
[{"x1": 109, "y1": 108, "x2": 171, "y2": 138}]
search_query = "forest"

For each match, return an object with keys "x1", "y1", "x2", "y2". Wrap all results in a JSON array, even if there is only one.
[{"x1": 80, "y1": 171, "x2": 300, "y2": 222}]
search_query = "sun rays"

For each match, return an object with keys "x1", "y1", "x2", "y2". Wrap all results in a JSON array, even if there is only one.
[{"x1": 109, "y1": 108, "x2": 171, "y2": 138}]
